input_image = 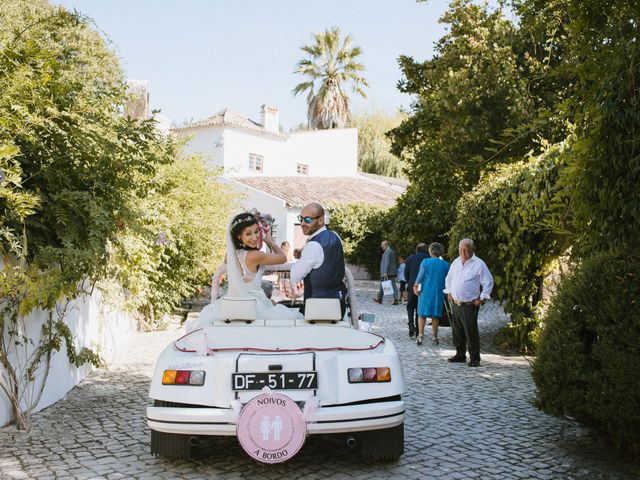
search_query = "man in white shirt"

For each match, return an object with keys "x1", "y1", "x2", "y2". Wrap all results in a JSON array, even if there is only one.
[
  {"x1": 444, "y1": 238, "x2": 494, "y2": 367},
  {"x1": 290, "y1": 203, "x2": 347, "y2": 316}
]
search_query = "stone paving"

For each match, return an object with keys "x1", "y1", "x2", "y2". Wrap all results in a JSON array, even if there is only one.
[{"x1": 1, "y1": 281, "x2": 638, "y2": 479}]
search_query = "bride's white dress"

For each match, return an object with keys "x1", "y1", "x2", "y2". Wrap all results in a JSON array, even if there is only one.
[{"x1": 190, "y1": 220, "x2": 302, "y2": 330}]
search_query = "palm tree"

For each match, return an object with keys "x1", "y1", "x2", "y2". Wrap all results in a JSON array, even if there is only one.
[{"x1": 293, "y1": 27, "x2": 368, "y2": 130}]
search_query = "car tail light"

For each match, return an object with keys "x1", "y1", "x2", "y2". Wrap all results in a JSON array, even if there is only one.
[
  {"x1": 348, "y1": 368, "x2": 364, "y2": 383},
  {"x1": 175, "y1": 370, "x2": 190, "y2": 385},
  {"x1": 347, "y1": 367, "x2": 391, "y2": 384},
  {"x1": 363, "y1": 368, "x2": 377, "y2": 382},
  {"x1": 162, "y1": 370, "x2": 206, "y2": 386},
  {"x1": 188, "y1": 370, "x2": 206, "y2": 386},
  {"x1": 376, "y1": 367, "x2": 391, "y2": 382},
  {"x1": 162, "y1": 370, "x2": 177, "y2": 385}
]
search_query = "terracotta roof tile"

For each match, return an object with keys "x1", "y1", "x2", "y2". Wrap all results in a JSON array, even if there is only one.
[
  {"x1": 172, "y1": 108, "x2": 286, "y2": 138},
  {"x1": 232, "y1": 176, "x2": 404, "y2": 208}
]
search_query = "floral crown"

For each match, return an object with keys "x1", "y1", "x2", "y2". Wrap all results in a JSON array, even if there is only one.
[{"x1": 230, "y1": 213, "x2": 256, "y2": 230}]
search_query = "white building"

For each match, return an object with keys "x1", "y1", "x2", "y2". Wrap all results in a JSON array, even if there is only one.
[{"x1": 173, "y1": 105, "x2": 406, "y2": 253}]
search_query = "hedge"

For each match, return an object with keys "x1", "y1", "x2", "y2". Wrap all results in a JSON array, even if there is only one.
[
  {"x1": 532, "y1": 247, "x2": 640, "y2": 456},
  {"x1": 329, "y1": 202, "x2": 387, "y2": 278},
  {"x1": 448, "y1": 143, "x2": 572, "y2": 352}
]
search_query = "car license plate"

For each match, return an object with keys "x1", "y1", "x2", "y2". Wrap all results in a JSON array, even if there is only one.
[{"x1": 232, "y1": 372, "x2": 317, "y2": 391}]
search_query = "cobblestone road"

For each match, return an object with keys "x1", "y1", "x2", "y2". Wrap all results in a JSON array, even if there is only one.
[{"x1": 1, "y1": 281, "x2": 637, "y2": 479}]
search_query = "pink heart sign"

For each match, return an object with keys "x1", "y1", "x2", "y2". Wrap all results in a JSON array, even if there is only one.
[{"x1": 237, "y1": 392, "x2": 307, "y2": 463}]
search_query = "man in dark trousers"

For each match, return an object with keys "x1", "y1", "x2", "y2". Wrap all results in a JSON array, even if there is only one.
[
  {"x1": 404, "y1": 243, "x2": 429, "y2": 337},
  {"x1": 444, "y1": 238, "x2": 494, "y2": 367},
  {"x1": 290, "y1": 202, "x2": 347, "y2": 317}
]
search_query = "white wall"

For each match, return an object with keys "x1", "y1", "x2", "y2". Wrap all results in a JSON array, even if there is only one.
[
  {"x1": 179, "y1": 125, "x2": 358, "y2": 178},
  {"x1": 0, "y1": 288, "x2": 136, "y2": 427},
  {"x1": 176, "y1": 127, "x2": 224, "y2": 169},
  {"x1": 287, "y1": 128, "x2": 358, "y2": 177},
  {"x1": 221, "y1": 129, "x2": 288, "y2": 176}
]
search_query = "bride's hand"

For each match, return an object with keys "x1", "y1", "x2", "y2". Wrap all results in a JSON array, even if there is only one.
[{"x1": 263, "y1": 232, "x2": 275, "y2": 248}]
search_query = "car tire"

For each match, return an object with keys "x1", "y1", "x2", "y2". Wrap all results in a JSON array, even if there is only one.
[{"x1": 360, "y1": 423, "x2": 404, "y2": 461}]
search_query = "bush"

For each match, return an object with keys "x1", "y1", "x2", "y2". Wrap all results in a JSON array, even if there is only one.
[
  {"x1": 108, "y1": 155, "x2": 235, "y2": 322},
  {"x1": 532, "y1": 247, "x2": 640, "y2": 456},
  {"x1": 329, "y1": 203, "x2": 387, "y2": 278},
  {"x1": 0, "y1": 0, "x2": 235, "y2": 427},
  {"x1": 448, "y1": 142, "x2": 572, "y2": 353}
]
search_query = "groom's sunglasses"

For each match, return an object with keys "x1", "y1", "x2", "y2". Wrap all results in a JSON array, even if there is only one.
[{"x1": 297, "y1": 214, "x2": 322, "y2": 224}]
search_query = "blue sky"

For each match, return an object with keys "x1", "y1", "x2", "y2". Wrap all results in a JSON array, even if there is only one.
[{"x1": 56, "y1": 1, "x2": 480, "y2": 130}]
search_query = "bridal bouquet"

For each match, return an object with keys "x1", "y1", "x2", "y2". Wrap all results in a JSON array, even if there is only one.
[{"x1": 250, "y1": 208, "x2": 275, "y2": 249}]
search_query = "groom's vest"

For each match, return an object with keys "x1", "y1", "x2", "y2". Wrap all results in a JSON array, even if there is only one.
[{"x1": 304, "y1": 229, "x2": 347, "y2": 300}]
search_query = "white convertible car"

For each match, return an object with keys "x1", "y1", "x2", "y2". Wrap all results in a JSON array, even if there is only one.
[{"x1": 147, "y1": 270, "x2": 405, "y2": 462}]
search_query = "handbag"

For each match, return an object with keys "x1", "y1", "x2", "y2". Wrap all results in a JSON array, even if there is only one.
[
  {"x1": 441, "y1": 299, "x2": 452, "y2": 327},
  {"x1": 381, "y1": 279, "x2": 394, "y2": 297}
]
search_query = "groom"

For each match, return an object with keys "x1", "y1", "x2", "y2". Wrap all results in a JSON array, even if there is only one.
[{"x1": 290, "y1": 202, "x2": 347, "y2": 317}]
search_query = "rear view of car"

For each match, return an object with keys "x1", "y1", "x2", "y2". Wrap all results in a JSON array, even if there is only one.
[{"x1": 147, "y1": 284, "x2": 405, "y2": 463}]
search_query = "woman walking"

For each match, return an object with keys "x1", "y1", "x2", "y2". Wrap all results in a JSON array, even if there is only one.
[{"x1": 413, "y1": 242, "x2": 449, "y2": 345}]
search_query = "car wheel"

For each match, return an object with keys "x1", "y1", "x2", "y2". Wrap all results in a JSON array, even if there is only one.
[{"x1": 360, "y1": 423, "x2": 404, "y2": 462}]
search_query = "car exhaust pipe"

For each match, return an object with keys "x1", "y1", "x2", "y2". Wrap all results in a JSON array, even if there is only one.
[
  {"x1": 188, "y1": 436, "x2": 200, "y2": 447},
  {"x1": 346, "y1": 436, "x2": 358, "y2": 448}
]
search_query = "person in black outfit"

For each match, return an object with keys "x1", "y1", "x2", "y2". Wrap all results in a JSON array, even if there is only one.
[{"x1": 404, "y1": 243, "x2": 429, "y2": 337}]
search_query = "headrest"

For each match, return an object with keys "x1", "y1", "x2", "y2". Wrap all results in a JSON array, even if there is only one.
[
  {"x1": 304, "y1": 298, "x2": 342, "y2": 323},
  {"x1": 219, "y1": 297, "x2": 257, "y2": 323}
]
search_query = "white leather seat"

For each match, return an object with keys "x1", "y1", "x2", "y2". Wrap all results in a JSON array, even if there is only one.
[
  {"x1": 304, "y1": 298, "x2": 342, "y2": 323},
  {"x1": 219, "y1": 298, "x2": 257, "y2": 323}
]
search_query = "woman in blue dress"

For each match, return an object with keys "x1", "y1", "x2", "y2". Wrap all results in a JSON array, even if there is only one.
[{"x1": 413, "y1": 242, "x2": 450, "y2": 345}]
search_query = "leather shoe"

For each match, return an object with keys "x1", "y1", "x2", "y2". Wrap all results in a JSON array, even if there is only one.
[
  {"x1": 373, "y1": 298, "x2": 382, "y2": 304},
  {"x1": 447, "y1": 355, "x2": 466, "y2": 363},
  {"x1": 468, "y1": 360, "x2": 480, "y2": 367},
  {"x1": 408, "y1": 329, "x2": 415, "y2": 338},
  {"x1": 392, "y1": 300, "x2": 400, "y2": 305}
]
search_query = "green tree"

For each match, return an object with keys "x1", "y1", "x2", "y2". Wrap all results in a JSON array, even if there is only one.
[
  {"x1": 515, "y1": 0, "x2": 640, "y2": 256},
  {"x1": 109, "y1": 155, "x2": 235, "y2": 323},
  {"x1": 351, "y1": 108, "x2": 406, "y2": 178},
  {"x1": 0, "y1": 0, "x2": 234, "y2": 428},
  {"x1": 293, "y1": 27, "x2": 368, "y2": 129},
  {"x1": 329, "y1": 203, "x2": 388, "y2": 278},
  {"x1": 0, "y1": 1, "x2": 168, "y2": 281},
  {"x1": 387, "y1": 0, "x2": 537, "y2": 244},
  {"x1": 514, "y1": 0, "x2": 640, "y2": 454},
  {"x1": 448, "y1": 141, "x2": 573, "y2": 353}
]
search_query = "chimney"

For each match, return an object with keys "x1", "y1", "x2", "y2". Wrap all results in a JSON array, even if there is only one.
[
  {"x1": 260, "y1": 104, "x2": 279, "y2": 133},
  {"x1": 125, "y1": 80, "x2": 150, "y2": 120}
]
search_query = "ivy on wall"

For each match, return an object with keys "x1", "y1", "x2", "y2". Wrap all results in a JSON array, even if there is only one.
[{"x1": 448, "y1": 142, "x2": 573, "y2": 353}]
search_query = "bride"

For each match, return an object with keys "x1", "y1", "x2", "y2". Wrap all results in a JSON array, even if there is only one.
[{"x1": 193, "y1": 212, "x2": 303, "y2": 329}]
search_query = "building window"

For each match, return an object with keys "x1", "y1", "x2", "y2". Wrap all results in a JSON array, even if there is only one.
[
  {"x1": 249, "y1": 153, "x2": 263, "y2": 173},
  {"x1": 297, "y1": 163, "x2": 309, "y2": 175}
]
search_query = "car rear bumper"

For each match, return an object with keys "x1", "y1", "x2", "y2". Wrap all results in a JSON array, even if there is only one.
[{"x1": 147, "y1": 400, "x2": 405, "y2": 436}]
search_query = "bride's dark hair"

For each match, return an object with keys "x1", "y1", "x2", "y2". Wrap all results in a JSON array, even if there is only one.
[{"x1": 230, "y1": 212, "x2": 259, "y2": 250}]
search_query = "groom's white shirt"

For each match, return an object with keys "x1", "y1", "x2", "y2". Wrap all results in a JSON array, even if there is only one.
[{"x1": 290, "y1": 226, "x2": 326, "y2": 284}]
